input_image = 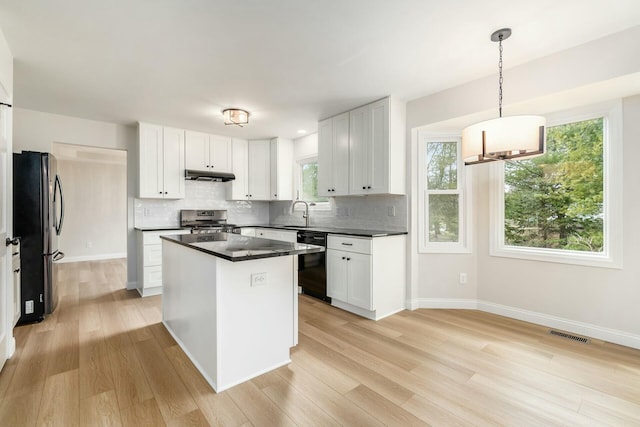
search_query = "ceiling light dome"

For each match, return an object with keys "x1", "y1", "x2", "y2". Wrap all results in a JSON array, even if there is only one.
[{"x1": 223, "y1": 108, "x2": 249, "y2": 127}]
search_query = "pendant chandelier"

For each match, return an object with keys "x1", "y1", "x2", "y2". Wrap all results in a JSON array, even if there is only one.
[
  {"x1": 461, "y1": 28, "x2": 546, "y2": 166},
  {"x1": 222, "y1": 108, "x2": 250, "y2": 127}
]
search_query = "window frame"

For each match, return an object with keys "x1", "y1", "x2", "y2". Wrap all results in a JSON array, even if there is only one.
[
  {"x1": 294, "y1": 155, "x2": 331, "y2": 211},
  {"x1": 418, "y1": 133, "x2": 472, "y2": 253},
  {"x1": 489, "y1": 101, "x2": 623, "y2": 269}
]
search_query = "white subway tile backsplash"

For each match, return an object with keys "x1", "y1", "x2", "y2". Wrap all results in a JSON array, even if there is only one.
[
  {"x1": 135, "y1": 181, "x2": 407, "y2": 231},
  {"x1": 269, "y1": 195, "x2": 407, "y2": 231},
  {"x1": 134, "y1": 181, "x2": 269, "y2": 227}
]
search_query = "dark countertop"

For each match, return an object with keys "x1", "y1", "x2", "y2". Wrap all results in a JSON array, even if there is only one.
[
  {"x1": 160, "y1": 232, "x2": 325, "y2": 262},
  {"x1": 135, "y1": 226, "x2": 188, "y2": 232},
  {"x1": 238, "y1": 224, "x2": 408, "y2": 237}
]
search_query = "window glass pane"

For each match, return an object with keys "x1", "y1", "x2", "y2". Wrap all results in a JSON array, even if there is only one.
[
  {"x1": 504, "y1": 118, "x2": 604, "y2": 252},
  {"x1": 427, "y1": 142, "x2": 458, "y2": 189},
  {"x1": 428, "y1": 194, "x2": 459, "y2": 242},
  {"x1": 300, "y1": 161, "x2": 328, "y2": 202}
]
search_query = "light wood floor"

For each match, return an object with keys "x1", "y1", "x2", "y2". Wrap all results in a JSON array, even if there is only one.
[{"x1": 1, "y1": 259, "x2": 639, "y2": 426}]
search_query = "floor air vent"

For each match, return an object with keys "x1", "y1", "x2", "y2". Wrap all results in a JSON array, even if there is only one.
[{"x1": 549, "y1": 329, "x2": 590, "y2": 344}]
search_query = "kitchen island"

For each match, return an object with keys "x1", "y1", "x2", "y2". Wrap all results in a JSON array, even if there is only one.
[{"x1": 160, "y1": 233, "x2": 323, "y2": 392}]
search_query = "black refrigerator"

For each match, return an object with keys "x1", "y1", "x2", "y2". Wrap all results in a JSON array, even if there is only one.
[{"x1": 13, "y1": 151, "x2": 65, "y2": 323}]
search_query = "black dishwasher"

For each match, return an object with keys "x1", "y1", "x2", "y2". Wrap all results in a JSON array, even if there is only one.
[{"x1": 297, "y1": 230, "x2": 330, "y2": 303}]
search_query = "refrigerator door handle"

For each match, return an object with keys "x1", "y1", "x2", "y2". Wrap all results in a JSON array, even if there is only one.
[
  {"x1": 53, "y1": 251, "x2": 65, "y2": 262},
  {"x1": 54, "y1": 174, "x2": 65, "y2": 235}
]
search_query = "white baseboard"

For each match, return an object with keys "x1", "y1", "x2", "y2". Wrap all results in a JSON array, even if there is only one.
[
  {"x1": 57, "y1": 252, "x2": 127, "y2": 263},
  {"x1": 417, "y1": 298, "x2": 478, "y2": 310},
  {"x1": 126, "y1": 281, "x2": 137, "y2": 291},
  {"x1": 412, "y1": 298, "x2": 640, "y2": 350},
  {"x1": 477, "y1": 300, "x2": 640, "y2": 350}
]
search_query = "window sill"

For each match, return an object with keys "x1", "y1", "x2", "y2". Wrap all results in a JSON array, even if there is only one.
[{"x1": 490, "y1": 246, "x2": 622, "y2": 269}]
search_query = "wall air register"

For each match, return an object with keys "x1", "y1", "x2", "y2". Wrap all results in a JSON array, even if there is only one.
[{"x1": 185, "y1": 170, "x2": 235, "y2": 182}]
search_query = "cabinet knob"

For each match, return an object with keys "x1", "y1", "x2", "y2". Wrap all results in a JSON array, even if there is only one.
[
  {"x1": 342, "y1": 256, "x2": 346, "y2": 260},
  {"x1": 274, "y1": 194, "x2": 277, "y2": 197},
  {"x1": 159, "y1": 192, "x2": 162, "y2": 194},
  {"x1": 362, "y1": 186, "x2": 366, "y2": 190},
  {"x1": 164, "y1": 192, "x2": 168, "y2": 194},
  {"x1": 347, "y1": 257, "x2": 351, "y2": 261}
]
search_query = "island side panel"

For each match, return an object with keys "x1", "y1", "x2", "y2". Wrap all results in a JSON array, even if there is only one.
[
  {"x1": 217, "y1": 255, "x2": 295, "y2": 391},
  {"x1": 162, "y1": 240, "x2": 219, "y2": 390}
]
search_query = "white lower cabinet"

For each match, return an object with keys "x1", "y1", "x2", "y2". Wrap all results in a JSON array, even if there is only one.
[
  {"x1": 254, "y1": 228, "x2": 297, "y2": 243},
  {"x1": 136, "y1": 229, "x2": 190, "y2": 297},
  {"x1": 327, "y1": 234, "x2": 405, "y2": 320}
]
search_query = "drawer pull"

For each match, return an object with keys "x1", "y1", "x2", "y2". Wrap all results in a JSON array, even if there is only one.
[{"x1": 341, "y1": 243, "x2": 353, "y2": 246}]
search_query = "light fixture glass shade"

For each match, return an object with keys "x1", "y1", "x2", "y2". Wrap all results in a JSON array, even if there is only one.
[
  {"x1": 223, "y1": 109, "x2": 249, "y2": 126},
  {"x1": 461, "y1": 115, "x2": 546, "y2": 165}
]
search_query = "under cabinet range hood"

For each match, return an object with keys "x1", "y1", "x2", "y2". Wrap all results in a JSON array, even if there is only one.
[{"x1": 185, "y1": 170, "x2": 235, "y2": 182}]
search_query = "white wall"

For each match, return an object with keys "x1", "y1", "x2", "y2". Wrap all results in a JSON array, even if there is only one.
[
  {"x1": 0, "y1": 26, "x2": 12, "y2": 98},
  {"x1": 56, "y1": 158, "x2": 127, "y2": 261},
  {"x1": 407, "y1": 26, "x2": 640, "y2": 347},
  {"x1": 13, "y1": 108, "x2": 138, "y2": 287},
  {"x1": 293, "y1": 133, "x2": 318, "y2": 160}
]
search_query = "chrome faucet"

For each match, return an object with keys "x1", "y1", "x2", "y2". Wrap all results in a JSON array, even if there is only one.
[{"x1": 291, "y1": 200, "x2": 310, "y2": 227}]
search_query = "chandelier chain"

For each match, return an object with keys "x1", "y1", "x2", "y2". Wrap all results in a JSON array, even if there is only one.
[{"x1": 498, "y1": 34, "x2": 503, "y2": 118}]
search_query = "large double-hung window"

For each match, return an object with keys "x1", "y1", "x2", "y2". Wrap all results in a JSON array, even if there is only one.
[
  {"x1": 490, "y1": 102, "x2": 623, "y2": 268},
  {"x1": 418, "y1": 134, "x2": 471, "y2": 253}
]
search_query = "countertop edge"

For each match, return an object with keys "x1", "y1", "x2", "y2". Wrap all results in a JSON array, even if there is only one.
[
  {"x1": 135, "y1": 226, "x2": 189, "y2": 232},
  {"x1": 238, "y1": 224, "x2": 408, "y2": 237},
  {"x1": 160, "y1": 234, "x2": 325, "y2": 262}
]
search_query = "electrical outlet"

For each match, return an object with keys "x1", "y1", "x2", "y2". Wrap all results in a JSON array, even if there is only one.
[
  {"x1": 251, "y1": 272, "x2": 268, "y2": 287},
  {"x1": 459, "y1": 273, "x2": 468, "y2": 284},
  {"x1": 388, "y1": 206, "x2": 396, "y2": 217},
  {"x1": 25, "y1": 300, "x2": 34, "y2": 314}
]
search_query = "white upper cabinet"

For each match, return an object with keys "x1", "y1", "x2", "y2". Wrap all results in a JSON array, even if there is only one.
[
  {"x1": 270, "y1": 137, "x2": 293, "y2": 200},
  {"x1": 138, "y1": 123, "x2": 185, "y2": 199},
  {"x1": 318, "y1": 112, "x2": 349, "y2": 197},
  {"x1": 319, "y1": 96, "x2": 405, "y2": 196},
  {"x1": 248, "y1": 139, "x2": 271, "y2": 200},
  {"x1": 209, "y1": 135, "x2": 232, "y2": 172},
  {"x1": 228, "y1": 138, "x2": 249, "y2": 200},
  {"x1": 350, "y1": 97, "x2": 404, "y2": 195},
  {"x1": 229, "y1": 139, "x2": 273, "y2": 201},
  {"x1": 185, "y1": 131, "x2": 232, "y2": 173}
]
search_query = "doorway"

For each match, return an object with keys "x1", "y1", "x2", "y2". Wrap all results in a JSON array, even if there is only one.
[{"x1": 51, "y1": 143, "x2": 127, "y2": 264}]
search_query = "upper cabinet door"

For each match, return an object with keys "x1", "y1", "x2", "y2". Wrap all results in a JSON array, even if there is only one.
[
  {"x1": 270, "y1": 138, "x2": 293, "y2": 200},
  {"x1": 162, "y1": 127, "x2": 185, "y2": 199},
  {"x1": 349, "y1": 105, "x2": 370, "y2": 194},
  {"x1": 138, "y1": 123, "x2": 164, "y2": 198},
  {"x1": 317, "y1": 118, "x2": 333, "y2": 197},
  {"x1": 185, "y1": 130, "x2": 209, "y2": 172},
  {"x1": 248, "y1": 139, "x2": 271, "y2": 200},
  {"x1": 209, "y1": 135, "x2": 232, "y2": 173},
  {"x1": 367, "y1": 98, "x2": 390, "y2": 194},
  {"x1": 333, "y1": 112, "x2": 350, "y2": 196},
  {"x1": 229, "y1": 138, "x2": 249, "y2": 200}
]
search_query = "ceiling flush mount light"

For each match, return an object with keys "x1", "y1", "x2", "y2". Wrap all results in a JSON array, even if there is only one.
[
  {"x1": 222, "y1": 108, "x2": 249, "y2": 127},
  {"x1": 462, "y1": 28, "x2": 546, "y2": 166}
]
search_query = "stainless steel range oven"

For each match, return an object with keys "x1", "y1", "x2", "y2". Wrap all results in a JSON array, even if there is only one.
[
  {"x1": 180, "y1": 209, "x2": 236, "y2": 234},
  {"x1": 297, "y1": 230, "x2": 330, "y2": 303}
]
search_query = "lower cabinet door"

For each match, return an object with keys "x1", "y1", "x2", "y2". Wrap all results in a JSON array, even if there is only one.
[
  {"x1": 347, "y1": 252, "x2": 372, "y2": 310},
  {"x1": 144, "y1": 265, "x2": 163, "y2": 288},
  {"x1": 144, "y1": 244, "x2": 162, "y2": 266},
  {"x1": 326, "y1": 249, "x2": 348, "y2": 302}
]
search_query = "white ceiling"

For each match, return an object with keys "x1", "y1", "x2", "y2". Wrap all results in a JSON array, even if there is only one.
[{"x1": 1, "y1": 0, "x2": 639, "y2": 140}]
